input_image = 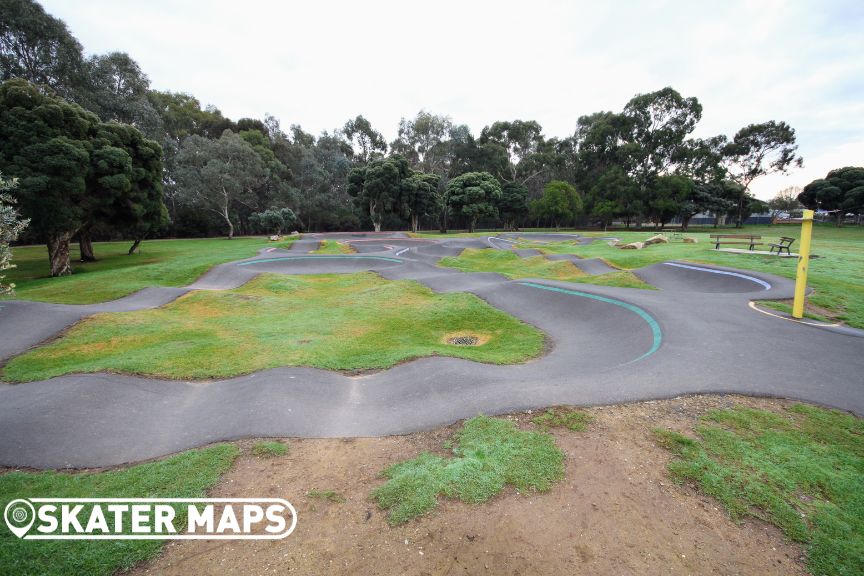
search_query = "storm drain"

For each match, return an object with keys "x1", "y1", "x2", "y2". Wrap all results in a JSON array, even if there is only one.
[{"x1": 447, "y1": 335, "x2": 479, "y2": 346}]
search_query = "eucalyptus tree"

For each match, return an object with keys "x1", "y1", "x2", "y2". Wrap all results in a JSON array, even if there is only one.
[
  {"x1": 175, "y1": 130, "x2": 266, "y2": 239},
  {"x1": 390, "y1": 110, "x2": 454, "y2": 175},
  {"x1": 620, "y1": 87, "x2": 702, "y2": 203},
  {"x1": 81, "y1": 51, "x2": 161, "y2": 138},
  {"x1": 0, "y1": 0, "x2": 86, "y2": 98},
  {"x1": 478, "y1": 120, "x2": 551, "y2": 186},
  {"x1": 723, "y1": 121, "x2": 802, "y2": 227},
  {"x1": 342, "y1": 115, "x2": 387, "y2": 165}
]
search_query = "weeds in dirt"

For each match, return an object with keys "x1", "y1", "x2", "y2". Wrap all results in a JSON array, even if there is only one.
[
  {"x1": 372, "y1": 416, "x2": 564, "y2": 525},
  {"x1": 531, "y1": 407, "x2": 593, "y2": 431},
  {"x1": 252, "y1": 441, "x2": 288, "y2": 457},
  {"x1": 307, "y1": 489, "x2": 346, "y2": 503},
  {"x1": 655, "y1": 404, "x2": 864, "y2": 576}
]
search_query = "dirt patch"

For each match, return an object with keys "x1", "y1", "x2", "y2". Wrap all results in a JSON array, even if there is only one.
[{"x1": 130, "y1": 395, "x2": 809, "y2": 575}]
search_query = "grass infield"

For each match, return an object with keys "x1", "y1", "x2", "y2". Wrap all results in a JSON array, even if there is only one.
[{"x1": 3, "y1": 272, "x2": 544, "y2": 382}]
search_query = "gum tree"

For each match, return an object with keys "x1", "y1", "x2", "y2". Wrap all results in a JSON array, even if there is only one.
[{"x1": 723, "y1": 121, "x2": 803, "y2": 227}]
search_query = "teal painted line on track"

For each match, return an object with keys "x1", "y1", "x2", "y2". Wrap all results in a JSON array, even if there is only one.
[
  {"x1": 518, "y1": 281, "x2": 663, "y2": 364},
  {"x1": 237, "y1": 255, "x2": 403, "y2": 266}
]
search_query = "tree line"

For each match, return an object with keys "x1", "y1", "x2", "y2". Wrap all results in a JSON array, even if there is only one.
[{"x1": 2, "y1": 0, "x2": 859, "y2": 279}]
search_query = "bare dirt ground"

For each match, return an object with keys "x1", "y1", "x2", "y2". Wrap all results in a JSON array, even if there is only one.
[{"x1": 130, "y1": 395, "x2": 810, "y2": 575}]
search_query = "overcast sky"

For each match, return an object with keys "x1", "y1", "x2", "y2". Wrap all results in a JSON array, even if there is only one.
[{"x1": 42, "y1": 0, "x2": 863, "y2": 199}]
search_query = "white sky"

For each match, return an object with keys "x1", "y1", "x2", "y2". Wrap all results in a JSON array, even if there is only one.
[{"x1": 41, "y1": 0, "x2": 864, "y2": 199}]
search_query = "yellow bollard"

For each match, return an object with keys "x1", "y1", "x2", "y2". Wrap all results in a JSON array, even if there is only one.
[{"x1": 792, "y1": 209, "x2": 814, "y2": 319}]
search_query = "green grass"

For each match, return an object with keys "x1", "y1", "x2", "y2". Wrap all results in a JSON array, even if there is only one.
[
  {"x1": 513, "y1": 224, "x2": 864, "y2": 327},
  {"x1": 4, "y1": 237, "x2": 286, "y2": 304},
  {"x1": 251, "y1": 440, "x2": 288, "y2": 457},
  {"x1": 531, "y1": 407, "x2": 593, "y2": 431},
  {"x1": 654, "y1": 404, "x2": 864, "y2": 576},
  {"x1": 0, "y1": 444, "x2": 238, "y2": 576},
  {"x1": 372, "y1": 416, "x2": 565, "y2": 525},
  {"x1": 307, "y1": 489, "x2": 346, "y2": 503},
  {"x1": 3, "y1": 272, "x2": 544, "y2": 382},
  {"x1": 311, "y1": 239, "x2": 354, "y2": 254},
  {"x1": 439, "y1": 248, "x2": 653, "y2": 289}
]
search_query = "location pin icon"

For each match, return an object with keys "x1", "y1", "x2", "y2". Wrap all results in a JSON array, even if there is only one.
[{"x1": 4, "y1": 499, "x2": 35, "y2": 538}]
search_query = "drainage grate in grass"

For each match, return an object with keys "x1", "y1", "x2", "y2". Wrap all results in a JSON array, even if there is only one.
[{"x1": 448, "y1": 335, "x2": 479, "y2": 346}]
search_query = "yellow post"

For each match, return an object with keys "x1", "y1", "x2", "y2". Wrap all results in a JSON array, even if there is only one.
[{"x1": 792, "y1": 209, "x2": 814, "y2": 318}]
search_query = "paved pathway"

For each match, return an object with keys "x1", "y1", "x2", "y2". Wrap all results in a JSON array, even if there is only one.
[{"x1": 1, "y1": 232, "x2": 862, "y2": 468}]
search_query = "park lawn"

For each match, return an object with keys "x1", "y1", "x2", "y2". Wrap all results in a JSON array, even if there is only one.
[
  {"x1": 4, "y1": 237, "x2": 284, "y2": 304},
  {"x1": 0, "y1": 444, "x2": 238, "y2": 576},
  {"x1": 3, "y1": 272, "x2": 544, "y2": 382},
  {"x1": 312, "y1": 239, "x2": 355, "y2": 254},
  {"x1": 515, "y1": 224, "x2": 864, "y2": 328},
  {"x1": 655, "y1": 403, "x2": 864, "y2": 576},
  {"x1": 438, "y1": 248, "x2": 653, "y2": 289}
]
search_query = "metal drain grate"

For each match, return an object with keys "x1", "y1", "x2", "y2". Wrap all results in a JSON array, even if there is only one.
[{"x1": 448, "y1": 336, "x2": 479, "y2": 346}]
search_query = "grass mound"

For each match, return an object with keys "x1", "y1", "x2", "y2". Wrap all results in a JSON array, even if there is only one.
[
  {"x1": 372, "y1": 416, "x2": 565, "y2": 525},
  {"x1": 655, "y1": 404, "x2": 863, "y2": 576},
  {"x1": 439, "y1": 248, "x2": 652, "y2": 289},
  {"x1": 312, "y1": 239, "x2": 355, "y2": 254},
  {"x1": 0, "y1": 444, "x2": 238, "y2": 576},
  {"x1": 3, "y1": 272, "x2": 544, "y2": 382}
]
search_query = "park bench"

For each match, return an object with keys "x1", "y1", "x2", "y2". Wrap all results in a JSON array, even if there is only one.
[
  {"x1": 710, "y1": 234, "x2": 762, "y2": 250},
  {"x1": 769, "y1": 236, "x2": 795, "y2": 255}
]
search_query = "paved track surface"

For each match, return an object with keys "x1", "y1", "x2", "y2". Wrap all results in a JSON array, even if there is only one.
[{"x1": 1, "y1": 232, "x2": 862, "y2": 468}]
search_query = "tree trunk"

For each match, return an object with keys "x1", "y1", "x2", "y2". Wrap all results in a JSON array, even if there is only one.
[
  {"x1": 222, "y1": 205, "x2": 234, "y2": 239},
  {"x1": 411, "y1": 214, "x2": 419, "y2": 233},
  {"x1": 128, "y1": 238, "x2": 142, "y2": 255},
  {"x1": 682, "y1": 216, "x2": 691, "y2": 232},
  {"x1": 736, "y1": 194, "x2": 745, "y2": 228},
  {"x1": 79, "y1": 227, "x2": 96, "y2": 262},
  {"x1": 47, "y1": 231, "x2": 73, "y2": 277},
  {"x1": 836, "y1": 212, "x2": 844, "y2": 227},
  {"x1": 468, "y1": 217, "x2": 477, "y2": 233}
]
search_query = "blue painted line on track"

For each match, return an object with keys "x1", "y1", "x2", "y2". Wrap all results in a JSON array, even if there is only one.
[
  {"x1": 518, "y1": 281, "x2": 663, "y2": 364},
  {"x1": 237, "y1": 255, "x2": 404, "y2": 266},
  {"x1": 662, "y1": 262, "x2": 771, "y2": 290}
]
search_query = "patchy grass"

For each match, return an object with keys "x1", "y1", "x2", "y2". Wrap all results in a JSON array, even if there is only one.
[
  {"x1": 5, "y1": 237, "x2": 284, "y2": 304},
  {"x1": 312, "y1": 239, "x2": 355, "y2": 254},
  {"x1": 531, "y1": 407, "x2": 593, "y2": 431},
  {"x1": 654, "y1": 404, "x2": 864, "y2": 576},
  {"x1": 372, "y1": 416, "x2": 565, "y2": 525},
  {"x1": 3, "y1": 272, "x2": 544, "y2": 382},
  {"x1": 0, "y1": 444, "x2": 238, "y2": 576},
  {"x1": 755, "y1": 299, "x2": 835, "y2": 323},
  {"x1": 439, "y1": 248, "x2": 652, "y2": 289},
  {"x1": 518, "y1": 224, "x2": 864, "y2": 328},
  {"x1": 307, "y1": 489, "x2": 346, "y2": 503},
  {"x1": 251, "y1": 441, "x2": 288, "y2": 457}
]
